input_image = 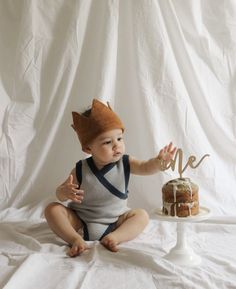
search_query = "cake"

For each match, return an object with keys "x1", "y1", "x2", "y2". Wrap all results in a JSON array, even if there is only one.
[{"x1": 162, "y1": 178, "x2": 199, "y2": 217}]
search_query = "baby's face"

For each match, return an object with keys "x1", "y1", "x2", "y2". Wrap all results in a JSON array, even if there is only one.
[{"x1": 88, "y1": 129, "x2": 125, "y2": 168}]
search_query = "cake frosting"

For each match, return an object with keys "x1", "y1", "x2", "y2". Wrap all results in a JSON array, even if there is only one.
[{"x1": 162, "y1": 178, "x2": 199, "y2": 217}]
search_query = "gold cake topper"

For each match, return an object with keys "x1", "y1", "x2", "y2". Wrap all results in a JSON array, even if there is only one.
[{"x1": 160, "y1": 148, "x2": 210, "y2": 178}]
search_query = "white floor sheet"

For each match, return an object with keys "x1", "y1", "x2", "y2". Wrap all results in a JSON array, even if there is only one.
[{"x1": 1, "y1": 215, "x2": 236, "y2": 289}]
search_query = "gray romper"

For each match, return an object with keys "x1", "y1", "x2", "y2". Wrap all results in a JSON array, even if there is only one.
[{"x1": 68, "y1": 155, "x2": 130, "y2": 241}]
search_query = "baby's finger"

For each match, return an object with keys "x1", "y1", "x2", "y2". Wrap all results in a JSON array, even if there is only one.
[
  {"x1": 72, "y1": 188, "x2": 84, "y2": 195},
  {"x1": 69, "y1": 193, "x2": 83, "y2": 203},
  {"x1": 67, "y1": 184, "x2": 80, "y2": 192},
  {"x1": 67, "y1": 174, "x2": 73, "y2": 184},
  {"x1": 171, "y1": 147, "x2": 177, "y2": 155},
  {"x1": 71, "y1": 183, "x2": 80, "y2": 188},
  {"x1": 167, "y1": 142, "x2": 173, "y2": 151},
  {"x1": 75, "y1": 195, "x2": 84, "y2": 202},
  {"x1": 63, "y1": 174, "x2": 73, "y2": 185},
  {"x1": 74, "y1": 195, "x2": 84, "y2": 203},
  {"x1": 158, "y1": 149, "x2": 164, "y2": 158}
]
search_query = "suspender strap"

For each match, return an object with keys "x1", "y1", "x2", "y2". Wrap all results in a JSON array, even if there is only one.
[
  {"x1": 99, "y1": 222, "x2": 117, "y2": 241},
  {"x1": 86, "y1": 157, "x2": 129, "y2": 200},
  {"x1": 75, "y1": 160, "x2": 82, "y2": 188},
  {"x1": 80, "y1": 218, "x2": 89, "y2": 241}
]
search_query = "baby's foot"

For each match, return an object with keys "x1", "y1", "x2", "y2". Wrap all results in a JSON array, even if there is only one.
[
  {"x1": 100, "y1": 233, "x2": 119, "y2": 252},
  {"x1": 68, "y1": 237, "x2": 88, "y2": 257}
]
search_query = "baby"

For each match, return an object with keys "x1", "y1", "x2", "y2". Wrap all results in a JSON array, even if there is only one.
[{"x1": 44, "y1": 99, "x2": 176, "y2": 257}]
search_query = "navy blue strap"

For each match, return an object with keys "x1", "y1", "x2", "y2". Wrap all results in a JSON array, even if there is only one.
[
  {"x1": 80, "y1": 219, "x2": 89, "y2": 241},
  {"x1": 122, "y1": 154, "x2": 130, "y2": 192},
  {"x1": 100, "y1": 162, "x2": 116, "y2": 175},
  {"x1": 75, "y1": 160, "x2": 82, "y2": 188},
  {"x1": 86, "y1": 157, "x2": 128, "y2": 200},
  {"x1": 99, "y1": 222, "x2": 117, "y2": 241}
]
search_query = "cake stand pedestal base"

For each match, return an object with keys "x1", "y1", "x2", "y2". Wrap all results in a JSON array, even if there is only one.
[
  {"x1": 155, "y1": 207, "x2": 210, "y2": 267},
  {"x1": 164, "y1": 222, "x2": 201, "y2": 266}
]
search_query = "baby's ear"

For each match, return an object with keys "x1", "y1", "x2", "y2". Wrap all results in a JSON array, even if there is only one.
[{"x1": 83, "y1": 146, "x2": 92, "y2": 154}]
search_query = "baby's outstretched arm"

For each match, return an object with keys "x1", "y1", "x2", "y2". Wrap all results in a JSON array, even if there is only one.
[{"x1": 129, "y1": 142, "x2": 176, "y2": 175}]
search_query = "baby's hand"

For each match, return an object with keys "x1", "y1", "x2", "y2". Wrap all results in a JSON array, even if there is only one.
[
  {"x1": 157, "y1": 142, "x2": 177, "y2": 169},
  {"x1": 60, "y1": 174, "x2": 84, "y2": 203}
]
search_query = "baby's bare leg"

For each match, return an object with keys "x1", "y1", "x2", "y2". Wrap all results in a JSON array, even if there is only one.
[
  {"x1": 44, "y1": 202, "x2": 88, "y2": 257},
  {"x1": 100, "y1": 209, "x2": 149, "y2": 252}
]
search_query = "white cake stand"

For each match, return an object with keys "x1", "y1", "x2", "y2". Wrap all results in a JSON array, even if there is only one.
[{"x1": 155, "y1": 207, "x2": 210, "y2": 266}]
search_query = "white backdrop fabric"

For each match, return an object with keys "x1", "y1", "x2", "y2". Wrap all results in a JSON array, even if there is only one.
[{"x1": 1, "y1": 1, "x2": 236, "y2": 288}]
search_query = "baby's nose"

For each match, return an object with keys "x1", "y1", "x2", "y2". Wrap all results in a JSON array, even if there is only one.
[{"x1": 113, "y1": 141, "x2": 119, "y2": 148}]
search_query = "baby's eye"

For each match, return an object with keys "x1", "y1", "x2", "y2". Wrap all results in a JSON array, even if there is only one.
[
  {"x1": 117, "y1": 137, "x2": 123, "y2": 141},
  {"x1": 103, "y1": 141, "x2": 112, "y2": 145}
]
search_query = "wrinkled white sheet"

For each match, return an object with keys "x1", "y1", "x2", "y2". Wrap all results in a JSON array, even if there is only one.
[
  {"x1": 0, "y1": 219, "x2": 236, "y2": 289},
  {"x1": 1, "y1": 0, "x2": 236, "y2": 288}
]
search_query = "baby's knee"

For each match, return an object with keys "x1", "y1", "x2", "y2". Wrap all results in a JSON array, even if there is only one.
[
  {"x1": 134, "y1": 208, "x2": 149, "y2": 224},
  {"x1": 140, "y1": 208, "x2": 149, "y2": 221},
  {"x1": 44, "y1": 202, "x2": 64, "y2": 219}
]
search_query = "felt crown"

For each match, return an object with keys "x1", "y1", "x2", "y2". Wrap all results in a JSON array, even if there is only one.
[{"x1": 72, "y1": 99, "x2": 124, "y2": 151}]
